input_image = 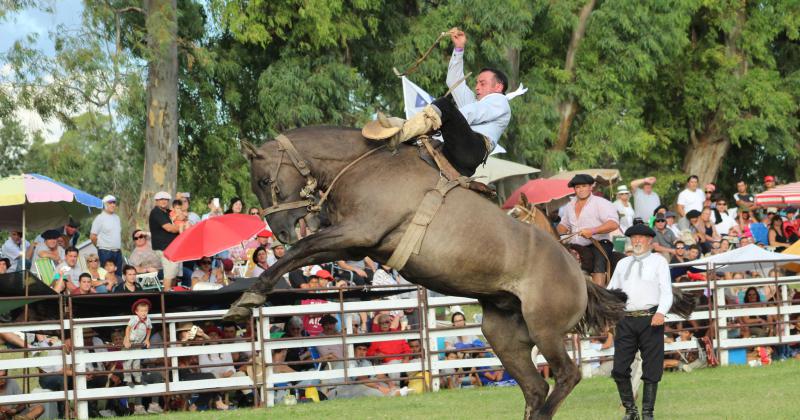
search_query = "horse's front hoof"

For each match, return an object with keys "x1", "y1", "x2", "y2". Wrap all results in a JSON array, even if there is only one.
[{"x1": 223, "y1": 306, "x2": 253, "y2": 322}]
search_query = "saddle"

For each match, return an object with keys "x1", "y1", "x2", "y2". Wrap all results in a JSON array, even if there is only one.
[{"x1": 414, "y1": 136, "x2": 496, "y2": 199}]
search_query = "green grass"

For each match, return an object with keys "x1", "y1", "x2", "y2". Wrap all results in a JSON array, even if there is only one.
[{"x1": 142, "y1": 359, "x2": 800, "y2": 419}]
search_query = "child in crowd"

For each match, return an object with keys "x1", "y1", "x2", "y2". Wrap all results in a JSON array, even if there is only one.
[
  {"x1": 170, "y1": 199, "x2": 188, "y2": 233},
  {"x1": 103, "y1": 260, "x2": 119, "y2": 290},
  {"x1": 123, "y1": 299, "x2": 153, "y2": 387}
]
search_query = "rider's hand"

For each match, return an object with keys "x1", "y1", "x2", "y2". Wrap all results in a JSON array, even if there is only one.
[
  {"x1": 449, "y1": 27, "x2": 466, "y2": 49},
  {"x1": 579, "y1": 229, "x2": 594, "y2": 239},
  {"x1": 651, "y1": 313, "x2": 665, "y2": 327}
]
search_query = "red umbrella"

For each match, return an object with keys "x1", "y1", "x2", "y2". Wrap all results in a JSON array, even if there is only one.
[
  {"x1": 502, "y1": 178, "x2": 573, "y2": 209},
  {"x1": 163, "y1": 214, "x2": 266, "y2": 262}
]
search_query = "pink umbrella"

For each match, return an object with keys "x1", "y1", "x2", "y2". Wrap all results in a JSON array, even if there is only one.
[
  {"x1": 502, "y1": 178, "x2": 573, "y2": 209},
  {"x1": 755, "y1": 182, "x2": 800, "y2": 206}
]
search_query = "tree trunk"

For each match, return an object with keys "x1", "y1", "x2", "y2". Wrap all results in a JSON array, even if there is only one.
[
  {"x1": 137, "y1": 0, "x2": 178, "y2": 226},
  {"x1": 545, "y1": 0, "x2": 596, "y2": 175},
  {"x1": 682, "y1": 134, "x2": 731, "y2": 184}
]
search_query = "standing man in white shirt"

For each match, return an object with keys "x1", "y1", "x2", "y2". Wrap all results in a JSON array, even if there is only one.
[
  {"x1": 675, "y1": 175, "x2": 705, "y2": 218},
  {"x1": 364, "y1": 28, "x2": 511, "y2": 177},
  {"x1": 91, "y1": 195, "x2": 123, "y2": 276},
  {"x1": 608, "y1": 224, "x2": 673, "y2": 420},
  {"x1": 630, "y1": 177, "x2": 661, "y2": 221}
]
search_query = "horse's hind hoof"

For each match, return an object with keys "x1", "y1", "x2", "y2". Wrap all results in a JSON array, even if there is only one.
[{"x1": 223, "y1": 306, "x2": 253, "y2": 322}]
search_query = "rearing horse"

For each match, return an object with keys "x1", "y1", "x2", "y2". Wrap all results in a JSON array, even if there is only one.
[{"x1": 228, "y1": 126, "x2": 627, "y2": 419}]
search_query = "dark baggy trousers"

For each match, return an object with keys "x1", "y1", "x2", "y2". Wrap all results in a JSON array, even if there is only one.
[
  {"x1": 431, "y1": 97, "x2": 488, "y2": 177},
  {"x1": 612, "y1": 313, "x2": 665, "y2": 384}
]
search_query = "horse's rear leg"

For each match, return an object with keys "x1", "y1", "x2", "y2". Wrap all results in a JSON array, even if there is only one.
[
  {"x1": 481, "y1": 301, "x2": 549, "y2": 420},
  {"x1": 528, "y1": 331, "x2": 581, "y2": 420}
]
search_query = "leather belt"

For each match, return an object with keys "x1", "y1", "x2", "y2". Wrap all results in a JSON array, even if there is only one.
[{"x1": 626, "y1": 308, "x2": 657, "y2": 317}]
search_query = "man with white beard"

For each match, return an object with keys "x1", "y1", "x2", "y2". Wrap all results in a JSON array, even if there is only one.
[{"x1": 607, "y1": 223, "x2": 672, "y2": 420}]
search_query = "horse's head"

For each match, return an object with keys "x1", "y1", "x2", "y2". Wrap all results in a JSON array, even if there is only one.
[{"x1": 243, "y1": 139, "x2": 312, "y2": 245}]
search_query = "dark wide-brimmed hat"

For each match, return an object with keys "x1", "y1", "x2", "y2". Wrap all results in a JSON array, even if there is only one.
[
  {"x1": 568, "y1": 174, "x2": 595, "y2": 188},
  {"x1": 41, "y1": 229, "x2": 61, "y2": 240},
  {"x1": 686, "y1": 209, "x2": 702, "y2": 219},
  {"x1": 625, "y1": 224, "x2": 656, "y2": 237}
]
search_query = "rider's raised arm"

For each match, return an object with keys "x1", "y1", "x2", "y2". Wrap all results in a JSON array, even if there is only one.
[{"x1": 446, "y1": 29, "x2": 476, "y2": 108}]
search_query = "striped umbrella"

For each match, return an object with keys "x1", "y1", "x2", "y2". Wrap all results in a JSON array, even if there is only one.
[
  {"x1": 0, "y1": 174, "x2": 103, "y2": 270},
  {"x1": 754, "y1": 182, "x2": 800, "y2": 206}
]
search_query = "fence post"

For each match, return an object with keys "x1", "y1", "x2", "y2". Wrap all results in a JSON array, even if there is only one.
[
  {"x1": 72, "y1": 325, "x2": 88, "y2": 419},
  {"x1": 261, "y1": 310, "x2": 274, "y2": 407},
  {"x1": 423, "y1": 290, "x2": 440, "y2": 392}
]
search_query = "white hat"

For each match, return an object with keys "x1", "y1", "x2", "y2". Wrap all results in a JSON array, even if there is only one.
[
  {"x1": 154, "y1": 191, "x2": 171, "y2": 201},
  {"x1": 102, "y1": 195, "x2": 117, "y2": 203},
  {"x1": 181, "y1": 192, "x2": 191, "y2": 199},
  {"x1": 616, "y1": 185, "x2": 630, "y2": 195}
]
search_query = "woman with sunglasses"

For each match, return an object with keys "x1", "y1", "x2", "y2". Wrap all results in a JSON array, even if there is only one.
[
  {"x1": 128, "y1": 230, "x2": 162, "y2": 275},
  {"x1": 84, "y1": 253, "x2": 115, "y2": 293}
]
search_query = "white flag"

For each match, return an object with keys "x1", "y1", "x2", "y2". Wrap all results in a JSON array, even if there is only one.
[{"x1": 402, "y1": 76, "x2": 434, "y2": 119}]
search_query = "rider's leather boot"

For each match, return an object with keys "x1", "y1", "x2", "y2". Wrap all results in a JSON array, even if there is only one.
[
  {"x1": 615, "y1": 380, "x2": 640, "y2": 420},
  {"x1": 641, "y1": 382, "x2": 658, "y2": 420},
  {"x1": 223, "y1": 292, "x2": 266, "y2": 322}
]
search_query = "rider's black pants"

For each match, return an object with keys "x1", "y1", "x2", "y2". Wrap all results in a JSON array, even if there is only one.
[{"x1": 431, "y1": 97, "x2": 488, "y2": 177}]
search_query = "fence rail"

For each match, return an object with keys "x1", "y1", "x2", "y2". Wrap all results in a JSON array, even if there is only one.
[{"x1": 0, "y1": 272, "x2": 798, "y2": 418}]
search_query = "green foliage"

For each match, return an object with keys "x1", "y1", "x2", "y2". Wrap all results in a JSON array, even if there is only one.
[{"x1": 0, "y1": 115, "x2": 32, "y2": 177}]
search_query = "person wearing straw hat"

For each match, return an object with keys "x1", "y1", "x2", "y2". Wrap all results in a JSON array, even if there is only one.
[
  {"x1": 613, "y1": 185, "x2": 636, "y2": 232},
  {"x1": 362, "y1": 28, "x2": 510, "y2": 177},
  {"x1": 608, "y1": 224, "x2": 673, "y2": 420}
]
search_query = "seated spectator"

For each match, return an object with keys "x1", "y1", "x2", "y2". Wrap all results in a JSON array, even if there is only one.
[
  {"x1": 283, "y1": 317, "x2": 313, "y2": 371},
  {"x1": 783, "y1": 207, "x2": 798, "y2": 241},
  {"x1": 333, "y1": 343, "x2": 408, "y2": 398},
  {"x1": 682, "y1": 209, "x2": 702, "y2": 239},
  {"x1": 301, "y1": 290, "x2": 329, "y2": 336},
  {"x1": 33, "y1": 229, "x2": 64, "y2": 269},
  {"x1": 336, "y1": 258, "x2": 376, "y2": 286},
  {"x1": 84, "y1": 253, "x2": 114, "y2": 293},
  {"x1": 315, "y1": 315, "x2": 345, "y2": 368},
  {"x1": 246, "y1": 229, "x2": 272, "y2": 251},
  {"x1": 0, "y1": 368, "x2": 45, "y2": 419},
  {"x1": 191, "y1": 257, "x2": 225, "y2": 289},
  {"x1": 0, "y1": 257, "x2": 9, "y2": 274},
  {"x1": 267, "y1": 240, "x2": 285, "y2": 265},
  {"x1": 114, "y1": 265, "x2": 143, "y2": 293},
  {"x1": 479, "y1": 363, "x2": 516, "y2": 387},
  {"x1": 665, "y1": 211, "x2": 681, "y2": 237},
  {"x1": 72, "y1": 273, "x2": 96, "y2": 295},
  {"x1": 749, "y1": 212, "x2": 769, "y2": 245},
  {"x1": 1, "y1": 230, "x2": 33, "y2": 272},
  {"x1": 768, "y1": 215, "x2": 791, "y2": 252},
  {"x1": 54, "y1": 247, "x2": 83, "y2": 293},
  {"x1": 736, "y1": 209, "x2": 753, "y2": 237},
  {"x1": 247, "y1": 247, "x2": 269, "y2": 278},
  {"x1": 38, "y1": 334, "x2": 74, "y2": 392},
  {"x1": 199, "y1": 327, "x2": 235, "y2": 379},
  {"x1": 652, "y1": 215, "x2": 676, "y2": 259},
  {"x1": 102, "y1": 260, "x2": 119, "y2": 290},
  {"x1": 129, "y1": 230, "x2": 162, "y2": 275},
  {"x1": 444, "y1": 312, "x2": 480, "y2": 350},
  {"x1": 695, "y1": 207, "x2": 721, "y2": 254},
  {"x1": 740, "y1": 287, "x2": 770, "y2": 338},
  {"x1": 711, "y1": 197, "x2": 739, "y2": 236},
  {"x1": 669, "y1": 241, "x2": 687, "y2": 264},
  {"x1": 366, "y1": 314, "x2": 411, "y2": 377}
]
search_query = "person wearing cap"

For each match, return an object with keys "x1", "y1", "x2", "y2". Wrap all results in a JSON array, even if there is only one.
[
  {"x1": 267, "y1": 239, "x2": 285, "y2": 266},
  {"x1": 630, "y1": 177, "x2": 661, "y2": 221},
  {"x1": 613, "y1": 185, "x2": 636, "y2": 232},
  {"x1": 1, "y1": 230, "x2": 33, "y2": 272},
  {"x1": 557, "y1": 174, "x2": 620, "y2": 286},
  {"x1": 176, "y1": 192, "x2": 201, "y2": 226},
  {"x1": 149, "y1": 191, "x2": 182, "y2": 290},
  {"x1": 607, "y1": 224, "x2": 673, "y2": 420},
  {"x1": 90, "y1": 195, "x2": 123, "y2": 276},
  {"x1": 763, "y1": 175, "x2": 776, "y2": 191},
  {"x1": 123, "y1": 298, "x2": 153, "y2": 386},
  {"x1": 676, "y1": 175, "x2": 704, "y2": 218}
]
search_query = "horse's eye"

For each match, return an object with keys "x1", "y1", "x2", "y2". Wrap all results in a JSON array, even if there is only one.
[{"x1": 258, "y1": 177, "x2": 270, "y2": 189}]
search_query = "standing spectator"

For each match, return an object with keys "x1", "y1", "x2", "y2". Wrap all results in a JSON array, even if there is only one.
[
  {"x1": 114, "y1": 265, "x2": 143, "y2": 293},
  {"x1": 248, "y1": 247, "x2": 269, "y2": 277},
  {"x1": 763, "y1": 175, "x2": 776, "y2": 192},
  {"x1": 224, "y1": 197, "x2": 244, "y2": 214},
  {"x1": 267, "y1": 240, "x2": 285, "y2": 266},
  {"x1": 248, "y1": 207, "x2": 261, "y2": 217},
  {"x1": 149, "y1": 191, "x2": 181, "y2": 290},
  {"x1": 176, "y1": 192, "x2": 201, "y2": 225},
  {"x1": 123, "y1": 299, "x2": 152, "y2": 386},
  {"x1": 702, "y1": 183, "x2": 717, "y2": 209},
  {"x1": 676, "y1": 175, "x2": 704, "y2": 218},
  {"x1": 631, "y1": 177, "x2": 660, "y2": 221},
  {"x1": 128, "y1": 230, "x2": 162, "y2": 274},
  {"x1": 613, "y1": 186, "x2": 635, "y2": 232},
  {"x1": 557, "y1": 174, "x2": 620, "y2": 286},
  {"x1": 202, "y1": 197, "x2": 223, "y2": 220},
  {"x1": 783, "y1": 207, "x2": 799, "y2": 242},
  {"x1": 711, "y1": 198, "x2": 739, "y2": 236},
  {"x1": 170, "y1": 199, "x2": 188, "y2": 233},
  {"x1": 47, "y1": 218, "x2": 80, "y2": 248},
  {"x1": 733, "y1": 180, "x2": 757, "y2": 212},
  {"x1": 91, "y1": 195, "x2": 123, "y2": 276},
  {"x1": 1, "y1": 230, "x2": 33, "y2": 271}
]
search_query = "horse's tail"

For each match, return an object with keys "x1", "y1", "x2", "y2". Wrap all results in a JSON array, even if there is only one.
[
  {"x1": 670, "y1": 286, "x2": 696, "y2": 319},
  {"x1": 574, "y1": 279, "x2": 627, "y2": 336}
]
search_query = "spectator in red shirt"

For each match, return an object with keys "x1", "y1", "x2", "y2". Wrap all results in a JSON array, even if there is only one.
[{"x1": 367, "y1": 314, "x2": 411, "y2": 367}]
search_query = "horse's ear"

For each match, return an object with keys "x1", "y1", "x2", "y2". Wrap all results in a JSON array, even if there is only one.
[
  {"x1": 520, "y1": 193, "x2": 530, "y2": 208},
  {"x1": 241, "y1": 139, "x2": 263, "y2": 160}
]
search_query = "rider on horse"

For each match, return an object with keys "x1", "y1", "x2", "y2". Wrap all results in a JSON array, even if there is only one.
[
  {"x1": 364, "y1": 28, "x2": 511, "y2": 177},
  {"x1": 557, "y1": 174, "x2": 620, "y2": 287}
]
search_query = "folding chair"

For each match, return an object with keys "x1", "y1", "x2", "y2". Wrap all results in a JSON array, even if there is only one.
[
  {"x1": 137, "y1": 272, "x2": 162, "y2": 291},
  {"x1": 34, "y1": 259, "x2": 56, "y2": 286}
]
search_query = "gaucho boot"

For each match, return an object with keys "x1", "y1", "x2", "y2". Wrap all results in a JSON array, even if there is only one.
[
  {"x1": 222, "y1": 292, "x2": 266, "y2": 322},
  {"x1": 394, "y1": 105, "x2": 442, "y2": 144},
  {"x1": 641, "y1": 382, "x2": 658, "y2": 420},
  {"x1": 615, "y1": 380, "x2": 640, "y2": 420}
]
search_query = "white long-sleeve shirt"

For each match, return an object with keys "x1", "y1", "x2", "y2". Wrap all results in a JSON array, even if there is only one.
[
  {"x1": 608, "y1": 253, "x2": 673, "y2": 315},
  {"x1": 446, "y1": 49, "x2": 511, "y2": 149}
]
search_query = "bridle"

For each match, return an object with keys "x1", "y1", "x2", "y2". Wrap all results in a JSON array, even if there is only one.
[{"x1": 259, "y1": 134, "x2": 385, "y2": 217}]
